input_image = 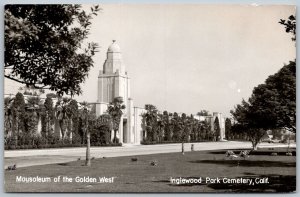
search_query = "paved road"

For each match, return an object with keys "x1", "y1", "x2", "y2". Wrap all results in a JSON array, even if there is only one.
[{"x1": 4, "y1": 141, "x2": 295, "y2": 168}]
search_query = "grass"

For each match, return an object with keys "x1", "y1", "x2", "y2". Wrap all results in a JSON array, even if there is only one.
[{"x1": 5, "y1": 149, "x2": 296, "y2": 193}]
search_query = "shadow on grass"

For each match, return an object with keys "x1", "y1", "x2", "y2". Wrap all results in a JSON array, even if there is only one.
[
  {"x1": 190, "y1": 159, "x2": 296, "y2": 167},
  {"x1": 207, "y1": 175, "x2": 296, "y2": 193},
  {"x1": 209, "y1": 149, "x2": 296, "y2": 156}
]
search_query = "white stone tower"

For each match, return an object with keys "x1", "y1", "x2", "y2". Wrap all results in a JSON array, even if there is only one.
[
  {"x1": 96, "y1": 40, "x2": 134, "y2": 143},
  {"x1": 97, "y1": 40, "x2": 130, "y2": 105}
]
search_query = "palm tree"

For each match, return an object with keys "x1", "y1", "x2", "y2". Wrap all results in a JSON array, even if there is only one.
[
  {"x1": 180, "y1": 113, "x2": 188, "y2": 155},
  {"x1": 157, "y1": 114, "x2": 165, "y2": 143},
  {"x1": 171, "y1": 112, "x2": 181, "y2": 141},
  {"x1": 25, "y1": 96, "x2": 42, "y2": 136},
  {"x1": 107, "y1": 97, "x2": 126, "y2": 143},
  {"x1": 55, "y1": 98, "x2": 72, "y2": 140},
  {"x1": 142, "y1": 104, "x2": 159, "y2": 142},
  {"x1": 68, "y1": 99, "x2": 79, "y2": 139},
  {"x1": 214, "y1": 117, "x2": 221, "y2": 141},
  {"x1": 4, "y1": 97, "x2": 14, "y2": 137},
  {"x1": 42, "y1": 96, "x2": 55, "y2": 137},
  {"x1": 162, "y1": 111, "x2": 171, "y2": 141},
  {"x1": 11, "y1": 93, "x2": 26, "y2": 142}
]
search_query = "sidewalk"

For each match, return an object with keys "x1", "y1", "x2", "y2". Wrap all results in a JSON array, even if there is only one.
[{"x1": 4, "y1": 141, "x2": 295, "y2": 168}]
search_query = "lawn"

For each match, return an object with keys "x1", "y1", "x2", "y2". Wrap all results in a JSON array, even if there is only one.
[{"x1": 5, "y1": 148, "x2": 296, "y2": 193}]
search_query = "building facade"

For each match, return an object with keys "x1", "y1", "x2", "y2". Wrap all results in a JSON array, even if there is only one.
[
  {"x1": 4, "y1": 41, "x2": 226, "y2": 144},
  {"x1": 95, "y1": 40, "x2": 145, "y2": 144},
  {"x1": 95, "y1": 41, "x2": 226, "y2": 144}
]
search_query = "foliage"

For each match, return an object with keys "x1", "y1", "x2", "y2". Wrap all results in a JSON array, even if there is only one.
[
  {"x1": 4, "y1": 97, "x2": 14, "y2": 136},
  {"x1": 41, "y1": 96, "x2": 55, "y2": 136},
  {"x1": 55, "y1": 98, "x2": 72, "y2": 139},
  {"x1": 90, "y1": 114, "x2": 113, "y2": 145},
  {"x1": 5, "y1": 5, "x2": 100, "y2": 96},
  {"x1": 141, "y1": 105, "x2": 214, "y2": 144},
  {"x1": 279, "y1": 15, "x2": 296, "y2": 41},
  {"x1": 171, "y1": 112, "x2": 182, "y2": 141},
  {"x1": 197, "y1": 110, "x2": 210, "y2": 116},
  {"x1": 162, "y1": 111, "x2": 171, "y2": 141},
  {"x1": 107, "y1": 97, "x2": 126, "y2": 143},
  {"x1": 4, "y1": 93, "x2": 118, "y2": 150},
  {"x1": 68, "y1": 99, "x2": 79, "y2": 135},
  {"x1": 214, "y1": 117, "x2": 220, "y2": 141},
  {"x1": 11, "y1": 92, "x2": 26, "y2": 135},
  {"x1": 46, "y1": 93, "x2": 57, "y2": 98},
  {"x1": 225, "y1": 118, "x2": 232, "y2": 139},
  {"x1": 24, "y1": 96, "x2": 42, "y2": 135},
  {"x1": 230, "y1": 14, "x2": 296, "y2": 148},
  {"x1": 230, "y1": 62, "x2": 296, "y2": 148}
]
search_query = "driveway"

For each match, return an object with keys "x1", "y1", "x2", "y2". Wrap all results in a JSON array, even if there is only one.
[{"x1": 4, "y1": 141, "x2": 295, "y2": 168}]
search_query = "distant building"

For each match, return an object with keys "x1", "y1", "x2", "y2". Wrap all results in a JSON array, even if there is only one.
[{"x1": 194, "y1": 113, "x2": 226, "y2": 141}]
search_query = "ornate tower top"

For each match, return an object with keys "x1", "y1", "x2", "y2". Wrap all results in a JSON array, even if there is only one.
[
  {"x1": 102, "y1": 40, "x2": 126, "y2": 75},
  {"x1": 108, "y1": 40, "x2": 121, "y2": 53}
]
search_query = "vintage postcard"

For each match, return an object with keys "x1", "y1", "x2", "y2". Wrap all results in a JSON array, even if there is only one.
[{"x1": 4, "y1": 3, "x2": 296, "y2": 193}]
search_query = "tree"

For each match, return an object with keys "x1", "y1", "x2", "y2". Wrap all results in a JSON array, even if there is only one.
[
  {"x1": 199, "y1": 120, "x2": 210, "y2": 141},
  {"x1": 231, "y1": 14, "x2": 296, "y2": 149},
  {"x1": 180, "y1": 113, "x2": 192, "y2": 154},
  {"x1": 279, "y1": 15, "x2": 296, "y2": 41},
  {"x1": 189, "y1": 115, "x2": 198, "y2": 141},
  {"x1": 107, "y1": 97, "x2": 126, "y2": 143},
  {"x1": 55, "y1": 98, "x2": 73, "y2": 139},
  {"x1": 162, "y1": 111, "x2": 171, "y2": 141},
  {"x1": 171, "y1": 112, "x2": 182, "y2": 141},
  {"x1": 90, "y1": 114, "x2": 113, "y2": 145},
  {"x1": 197, "y1": 110, "x2": 210, "y2": 116},
  {"x1": 225, "y1": 118, "x2": 232, "y2": 139},
  {"x1": 4, "y1": 97, "x2": 14, "y2": 137},
  {"x1": 5, "y1": 5, "x2": 100, "y2": 96},
  {"x1": 142, "y1": 104, "x2": 159, "y2": 142},
  {"x1": 11, "y1": 92, "x2": 26, "y2": 136},
  {"x1": 79, "y1": 101, "x2": 94, "y2": 166},
  {"x1": 213, "y1": 117, "x2": 221, "y2": 141},
  {"x1": 24, "y1": 96, "x2": 42, "y2": 135},
  {"x1": 68, "y1": 99, "x2": 79, "y2": 139},
  {"x1": 157, "y1": 114, "x2": 165, "y2": 143},
  {"x1": 247, "y1": 62, "x2": 296, "y2": 133},
  {"x1": 41, "y1": 95, "x2": 55, "y2": 137}
]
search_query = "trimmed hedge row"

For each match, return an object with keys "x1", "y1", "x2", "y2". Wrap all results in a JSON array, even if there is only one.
[
  {"x1": 5, "y1": 142, "x2": 122, "y2": 150},
  {"x1": 4, "y1": 134, "x2": 122, "y2": 150},
  {"x1": 141, "y1": 139, "x2": 212, "y2": 145}
]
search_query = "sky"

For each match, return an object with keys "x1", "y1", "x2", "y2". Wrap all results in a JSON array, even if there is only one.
[{"x1": 4, "y1": 4, "x2": 296, "y2": 117}]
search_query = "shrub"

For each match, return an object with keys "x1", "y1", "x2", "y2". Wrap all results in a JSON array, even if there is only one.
[
  {"x1": 9, "y1": 145, "x2": 16, "y2": 150},
  {"x1": 71, "y1": 133, "x2": 82, "y2": 145},
  {"x1": 5, "y1": 132, "x2": 122, "y2": 150}
]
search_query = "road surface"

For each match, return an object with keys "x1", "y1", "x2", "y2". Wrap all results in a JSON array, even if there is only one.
[{"x1": 4, "y1": 141, "x2": 295, "y2": 168}]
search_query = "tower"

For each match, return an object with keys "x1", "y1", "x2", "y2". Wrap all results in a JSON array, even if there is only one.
[
  {"x1": 96, "y1": 40, "x2": 134, "y2": 143},
  {"x1": 97, "y1": 40, "x2": 130, "y2": 105}
]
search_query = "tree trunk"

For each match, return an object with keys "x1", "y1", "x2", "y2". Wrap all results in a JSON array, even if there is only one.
[
  {"x1": 252, "y1": 140, "x2": 258, "y2": 150},
  {"x1": 85, "y1": 131, "x2": 91, "y2": 166},
  {"x1": 113, "y1": 129, "x2": 118, "y2": 143}
]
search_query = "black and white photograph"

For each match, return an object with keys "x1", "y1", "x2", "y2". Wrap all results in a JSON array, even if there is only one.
[{"x1": 3, "y1": 2, "x2": 296, "y2": 193}]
